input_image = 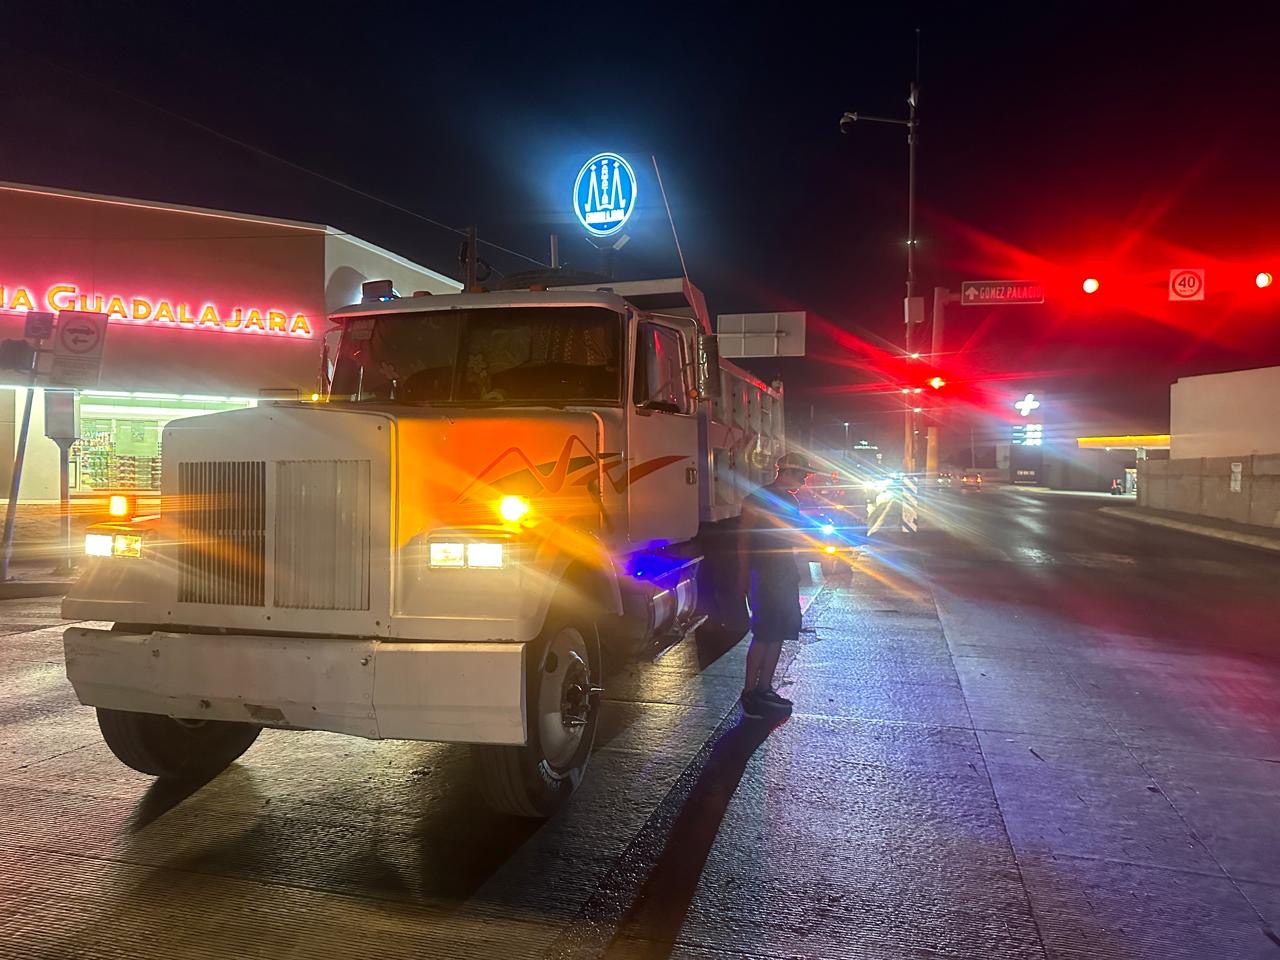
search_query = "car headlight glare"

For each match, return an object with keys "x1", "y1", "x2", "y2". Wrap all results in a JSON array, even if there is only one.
[
  {"x1": 821, "y1": 523, "x2": 835, "y2": 535},
  {"x1": 466, "y1": 542, "x2": 504, "y2": 568},
  {"x1": 429, "y1": 542, "x2": 466, "y2": 567}
]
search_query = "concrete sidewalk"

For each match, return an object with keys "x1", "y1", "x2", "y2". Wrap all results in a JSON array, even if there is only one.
[
  {"x1": 0, "y1": 507, "x2": 92, "y2": 597},
  {"x1": 1100, "y1": 504, "x2": 1280, "y2": 553}
]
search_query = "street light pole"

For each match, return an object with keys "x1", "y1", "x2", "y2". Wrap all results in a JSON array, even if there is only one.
[
  {"x1": 843, "y1": 421, "x2": 850, "y2": 458},
  {"x1": 841, "y1": 30, "x2": 922, "y2": 474}
]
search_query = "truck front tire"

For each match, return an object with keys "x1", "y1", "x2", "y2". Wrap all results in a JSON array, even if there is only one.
[
  {"x1": 473, "y1": 613, "x2": 601, "y2": 818},
  {"x1": 96, "y1": 708, "x2": 262, "y2": 780}
]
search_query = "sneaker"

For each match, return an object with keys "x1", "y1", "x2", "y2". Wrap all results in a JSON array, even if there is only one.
[
  {"x1": 757, "y1": 688, "x2": 793, "y2": 710},
  {"x1": 740, "y1": 690, "x2": 766, "y2": 719}
]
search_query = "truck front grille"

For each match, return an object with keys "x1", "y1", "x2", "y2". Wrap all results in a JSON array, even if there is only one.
[
  {"x1": 177, "y1": 461, "x2": 266, "y2": 606},
  {"x1": 273, "y1": 459, "x2": 371, "y2": 611}
]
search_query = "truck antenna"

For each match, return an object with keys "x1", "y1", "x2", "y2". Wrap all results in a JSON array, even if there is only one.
[{"x1": 651, "y1": 155, "x2": 689, "y2": 283}]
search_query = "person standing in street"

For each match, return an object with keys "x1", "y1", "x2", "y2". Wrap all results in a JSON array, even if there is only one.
[{"x1": 737, "y1": 452, "x2": 815, "y2": 718}]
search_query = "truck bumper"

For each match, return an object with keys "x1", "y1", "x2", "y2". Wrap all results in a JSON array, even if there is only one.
[{"x1": 63, "y1": 628, "x2": 528, "y2": 746}]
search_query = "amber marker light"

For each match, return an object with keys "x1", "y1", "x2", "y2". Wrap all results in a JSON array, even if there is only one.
[{"x1": 499, "y1": 495, "x2": 531, "y2": 523}]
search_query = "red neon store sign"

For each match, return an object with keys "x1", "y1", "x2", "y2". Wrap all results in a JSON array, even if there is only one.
[{"x1": 0, "y1": 281, "x2": 314, "y2": 337}]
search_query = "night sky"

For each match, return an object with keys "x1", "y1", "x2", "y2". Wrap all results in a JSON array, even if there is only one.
[{"x1": 4, "y1": 2, "x2": 1279, "y2": 453}]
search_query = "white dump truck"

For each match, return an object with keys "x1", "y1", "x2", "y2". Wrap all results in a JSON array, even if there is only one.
[{"x1": 63, "y1": 277, "x2": 785, "y2": 816}]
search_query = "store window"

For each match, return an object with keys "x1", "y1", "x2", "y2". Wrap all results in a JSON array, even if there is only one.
[{"x1": 72, "y1": 393, "x2": 256, "y2": 493}]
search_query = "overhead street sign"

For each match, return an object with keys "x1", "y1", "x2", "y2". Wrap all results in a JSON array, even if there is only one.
[
  {"x1": 1169, "y1": 268, "x2": 1205, "y2": 301},
  {"x1": 961, "y1": 280, "x2": 1045, "y2": 306},
  {"x1": 50, "y1": 311, "x2": 109, "y2": 388}
]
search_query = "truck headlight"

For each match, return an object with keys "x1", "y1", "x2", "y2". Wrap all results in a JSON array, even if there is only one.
[
  {"x1": 85, "y1": 534, "x2": 113, "y2": 557},
  {"x1": 466, "y1": 543, "x2": 504, "y2": 568},
  {"x1": 84, "y1": 533, "x2": 143, "y2": 559},
  {"x1": 428, "y1": 540, "x2": 505, "y2": 569},
  {"x1": 429, "y1": 542, "x2": 466, "y2": 567},
  {"x1": 113, "y1": 535, "x2": 143, "y2": 559}
]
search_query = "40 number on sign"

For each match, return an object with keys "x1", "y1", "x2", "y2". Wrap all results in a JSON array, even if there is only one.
[{"x1": 1169, "y1": 269, "x2": 1205, "y2": 301}]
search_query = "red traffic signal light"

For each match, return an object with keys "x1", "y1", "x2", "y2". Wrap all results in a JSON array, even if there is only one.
[
  {"x1": 928, "y1": 376, "x2": 946, "y2": 389},
  {"x1": 1258, "y1": 272, "x2": 1274, "y2": 289},
  {"x1": 1082, "y1": 277, "x2": 1100, "y2": 294}
]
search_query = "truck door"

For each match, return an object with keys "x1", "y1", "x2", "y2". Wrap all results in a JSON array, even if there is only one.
[{"x1": 627, "y1": 319, "x2": 700, "y2": 545}]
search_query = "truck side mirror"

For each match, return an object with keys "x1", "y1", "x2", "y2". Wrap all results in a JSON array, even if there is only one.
[
  {"x1": 318, "y1": 326, "x2": 342, "y2": 397},
  {"x1": 695, "y1": 333, "x2": 722, "y2": 400}
]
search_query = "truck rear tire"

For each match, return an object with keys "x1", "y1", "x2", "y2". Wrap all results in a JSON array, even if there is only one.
[
  {"x1": 473, "y1": 614, "x2": 601, "y2": 818},
  {"x1": 96, "y1": 707, "x2": 262, "y2": 780}
]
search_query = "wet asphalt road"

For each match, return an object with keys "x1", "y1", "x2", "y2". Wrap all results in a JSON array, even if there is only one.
[{"x1": 3, "y1": 486, "x2": 1280, "y2": 959}]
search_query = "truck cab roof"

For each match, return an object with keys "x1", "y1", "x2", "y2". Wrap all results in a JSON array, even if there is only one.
[
  {"x1": 331, "y1": 277, "x2": 712, "y2": 333},
  {"x1": 329, "y1": 288, "x2": 630, "y2": 322}
]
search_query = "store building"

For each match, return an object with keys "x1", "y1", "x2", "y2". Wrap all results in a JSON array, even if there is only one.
[
  {"x1": 0, "y1": 182, "x2": 460, "y2": 503},
  {"x1": 1139, "y1": 365, "x2": 1280, "y2": 528}
]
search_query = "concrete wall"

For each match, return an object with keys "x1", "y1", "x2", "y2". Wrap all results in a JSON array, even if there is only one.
[
  {"x1": 1170, "y1": 365, "x2": 1280, "y2": 459},
  {"x1": 1044, "y1": 447, "x2": 1134, "y2": 492},
  {"x1": 1139, "y1": 455, "x2": 1280, "y2": 528}
]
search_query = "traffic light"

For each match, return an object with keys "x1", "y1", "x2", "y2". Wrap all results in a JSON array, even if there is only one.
[
  {"x1": 1082, "y1": 277, "x2": 1100, "y2": 294},
  {"x1": 928, "y1": 376, "x2": 946, "y2": 389},
  {"x1": 1258, "y1": 272, "x2": 1274, "y2": 289}
]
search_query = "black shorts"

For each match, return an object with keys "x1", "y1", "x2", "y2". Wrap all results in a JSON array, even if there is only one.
[{"x1": 749, "y1": 575, "x2": 802, "y2": 645}]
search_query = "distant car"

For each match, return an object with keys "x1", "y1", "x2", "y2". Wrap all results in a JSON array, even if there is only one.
[
  {"x1": 797, "y1": 474, "x2": 869, "y2": 526},
  {"x1": 936, "y1": 471, "x2": 954, "y2": 487},
  {"x1": 960, "y1": 472, "x2": 984, "y2": 490},
  {"x1": 796, "y1": 475, "x2": 867, "y2": 574}
]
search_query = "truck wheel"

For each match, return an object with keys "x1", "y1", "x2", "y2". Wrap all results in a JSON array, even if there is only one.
[
  {"x1": 96, "y1": 708, "x2": 262, "y2": 780},
  {"x1": 473, "y1": 614, "x2": 601, "y2": 818}
]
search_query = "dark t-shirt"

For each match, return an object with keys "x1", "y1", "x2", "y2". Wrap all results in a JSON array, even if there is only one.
[{"x1": 740, "y1": 482, "x2": 807, "y2": 582}]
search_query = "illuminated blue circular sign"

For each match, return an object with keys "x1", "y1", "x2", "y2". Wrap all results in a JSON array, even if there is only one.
[{"x1": 572, "y1": 152, "x2": 638, "y2": 237}]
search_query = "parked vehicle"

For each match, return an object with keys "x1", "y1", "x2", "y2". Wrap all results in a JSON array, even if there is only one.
[{"x1": 63, "y1": 277, "x2": 785, "y2": 817}]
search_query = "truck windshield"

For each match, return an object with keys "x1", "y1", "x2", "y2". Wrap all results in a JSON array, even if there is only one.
[{"x1": 330, "y1": 306, "x2": 622, "y2": 405}]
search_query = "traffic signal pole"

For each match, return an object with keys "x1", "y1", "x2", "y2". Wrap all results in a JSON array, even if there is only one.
[
  {"x1": 925, "y1": 287, "x2": 944, "y2": 478},
  {"x1": 841, "y1": 31, "x2": 922, "y2": 475},
  {"x1": 903, "y1": 75, "x2": 920, "y2": 474}
]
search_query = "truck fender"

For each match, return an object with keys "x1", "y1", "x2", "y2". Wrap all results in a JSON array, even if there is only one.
[{"x1": 530, "y1": 533, "x2": 624, "y2": 627}]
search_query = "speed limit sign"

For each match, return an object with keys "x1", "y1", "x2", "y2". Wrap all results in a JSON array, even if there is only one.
[{"x1": 1169, "y1": 268, "x2": 1205, "y2": 301}]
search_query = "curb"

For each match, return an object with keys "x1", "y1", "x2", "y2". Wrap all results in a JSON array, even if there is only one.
[
  {"x1": 1098, "y1": 507, "x2": 1280, "y2": 554},
  {"x1": 0, "y1": 580, "x2": 73, "y2": 600}
]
